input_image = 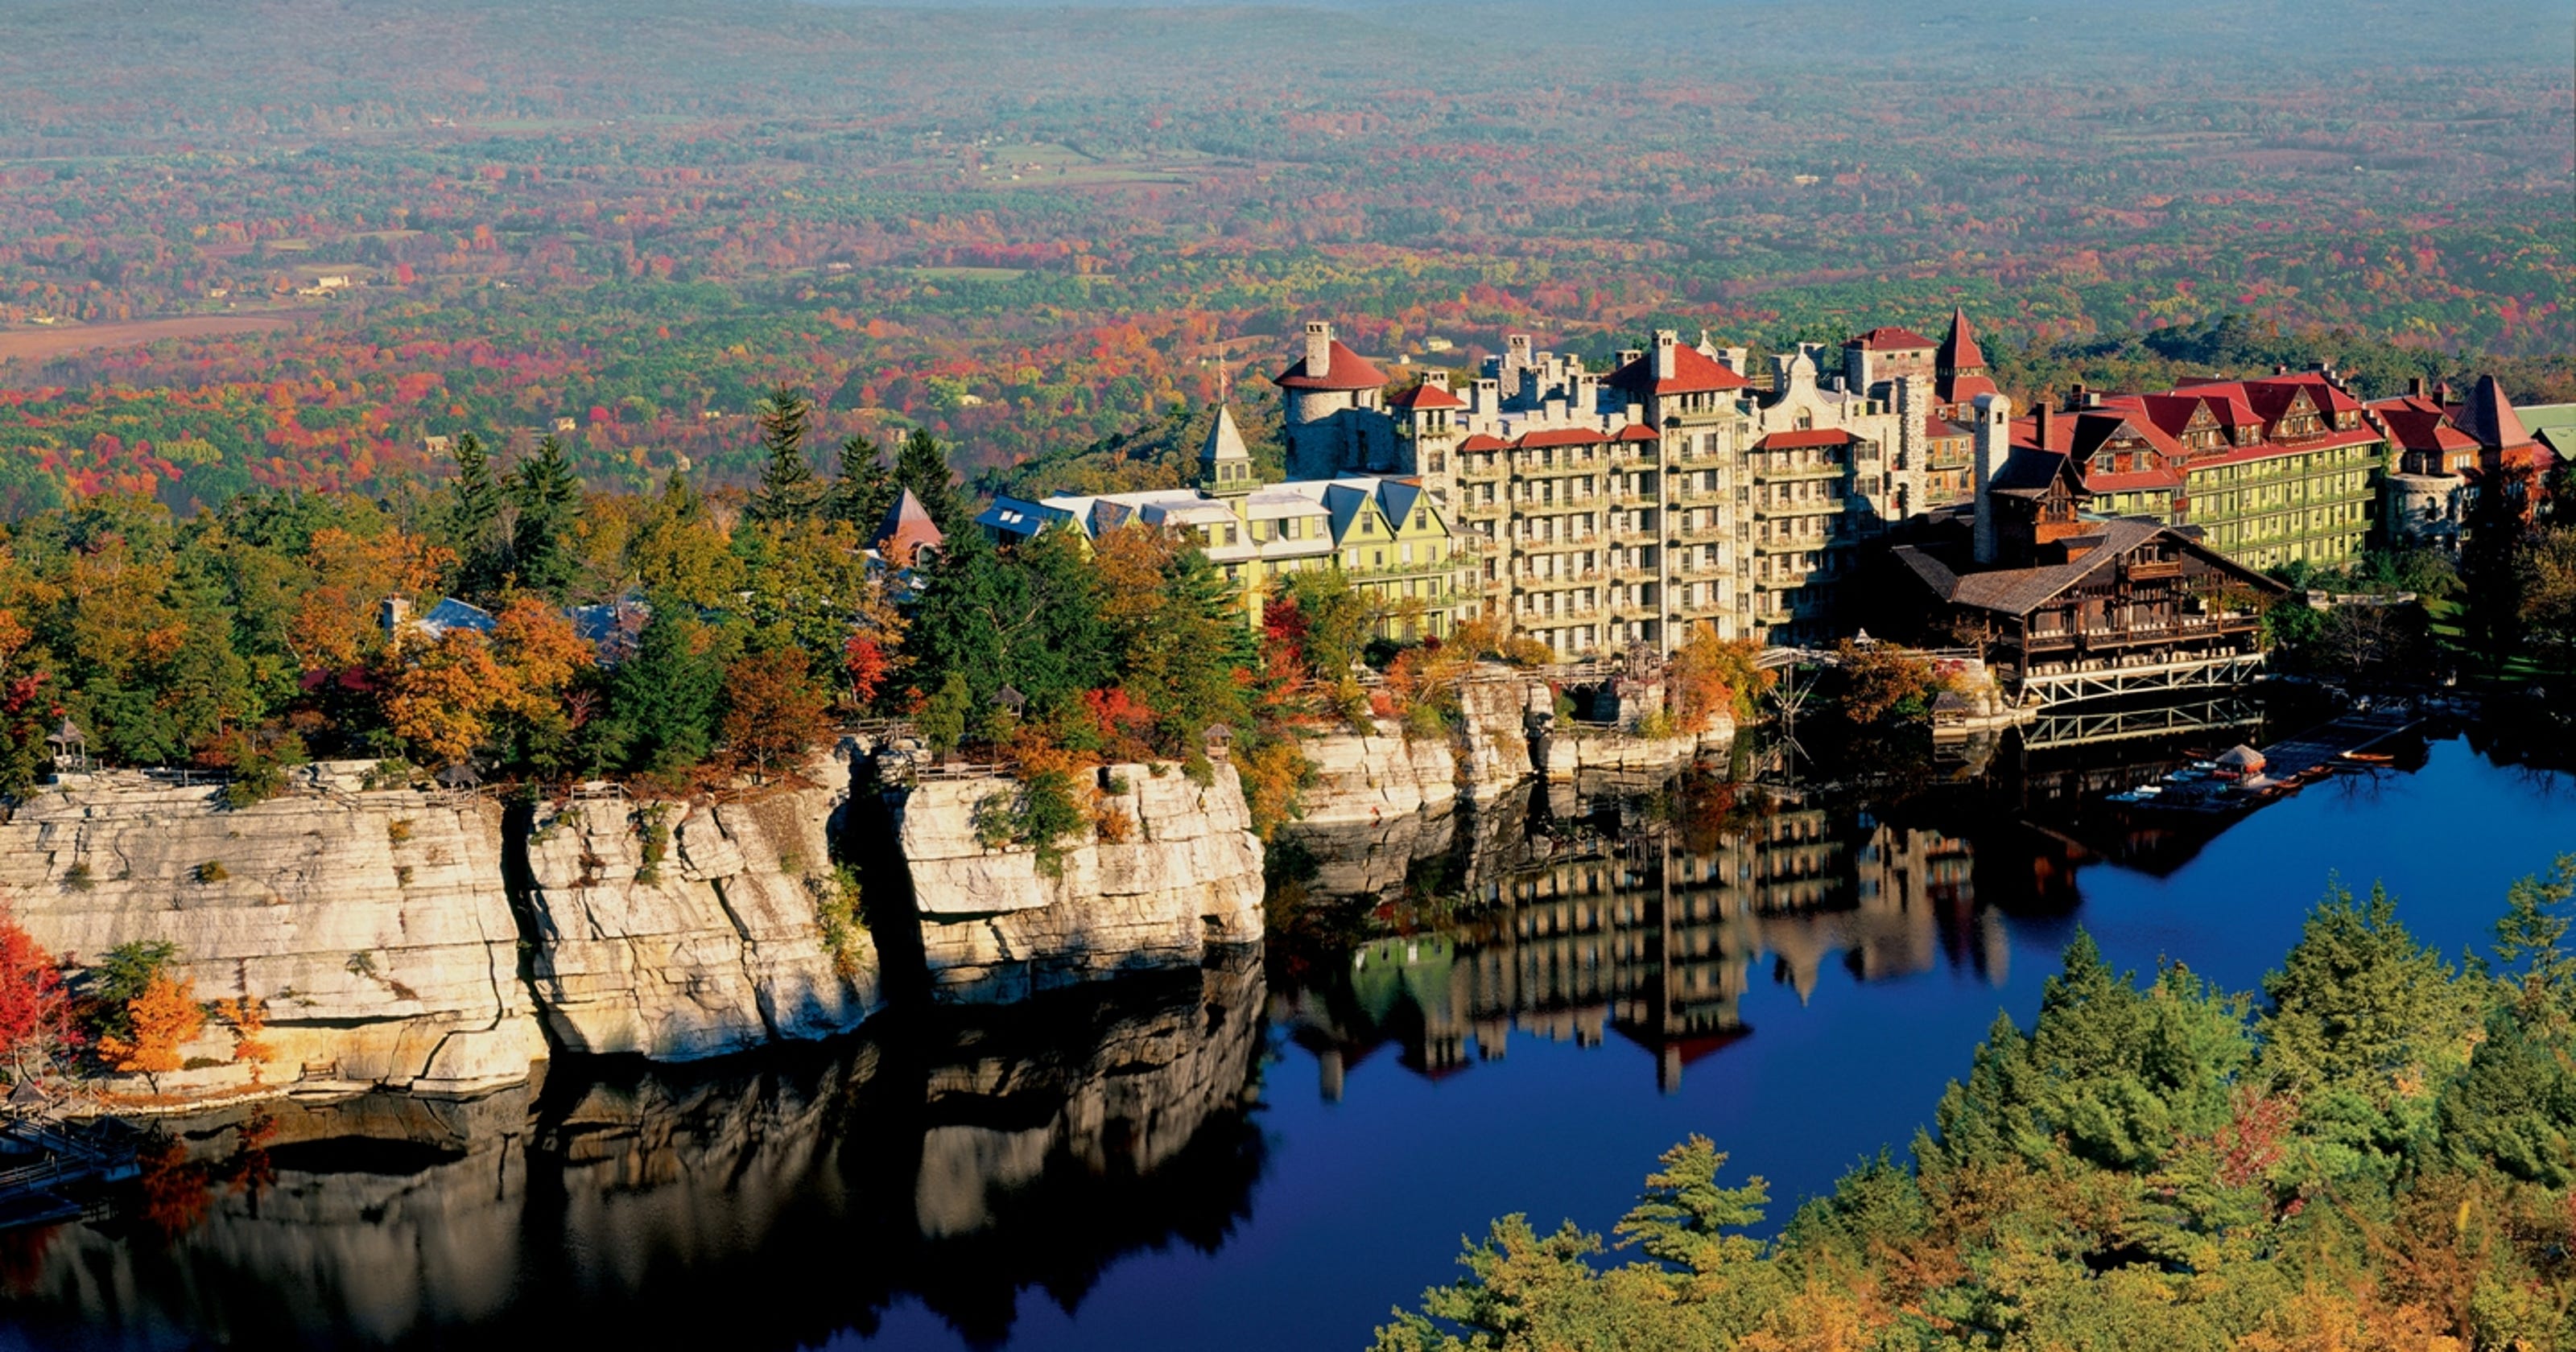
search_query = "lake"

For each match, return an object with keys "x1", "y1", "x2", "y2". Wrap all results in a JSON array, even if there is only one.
[{"x1": 2, "y1": 715, "x2": 2569, "y2": 1352}]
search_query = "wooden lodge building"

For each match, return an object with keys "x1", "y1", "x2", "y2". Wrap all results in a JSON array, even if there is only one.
[{"x1": 1880, "y1": 401, "x2": 2288, "y2": 710}]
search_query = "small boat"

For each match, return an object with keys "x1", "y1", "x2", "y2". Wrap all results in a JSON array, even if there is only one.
[
  {"x1": 2107, "y1": 784, "x2": 2165, "y2": 803},
  {"x1": 2340, "y1": 751, "x2": 2395, "y2": 765}
]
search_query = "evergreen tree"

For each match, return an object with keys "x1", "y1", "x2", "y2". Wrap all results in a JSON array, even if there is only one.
[
  {"x1": 506, "y1": 435, "x2": 582, "y2": 599},
  {"x1": 598, "y1": 606, "x2": 727, "y2": 777},
  {"x1": 444, "y1": 432, "x2": 505, "y2": 596},
  {"x1": 748, "y1": 385, "x2": 819, "y2": 523},
  {"x1": 827, "y1": 435, "x2": 898, "y2": 534},
  {"x1": 891, "y1": 427, "x2": 970, "y2": 537},
  {"x1": 2458, "y1": 466, "x2": 2533, "y2": 673}
]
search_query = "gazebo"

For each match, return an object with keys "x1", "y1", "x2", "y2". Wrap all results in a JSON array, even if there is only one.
[
  {"x1": 43, "y1": 717, "x2": 91, "y2": 773},
  {"x1": 2215, "y1": 744, "x2": 2267, "y2": 775}
]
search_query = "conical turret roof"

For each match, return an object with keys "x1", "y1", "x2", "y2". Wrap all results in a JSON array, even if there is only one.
[
  {"x1": 2454, "y1": 374, "x2": 2533, "y2": 451},
  {"x1": 1200, "y1": 403, "x2": 1250, "y2": 464}
]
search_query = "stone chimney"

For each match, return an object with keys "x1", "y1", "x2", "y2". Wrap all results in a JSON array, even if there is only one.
[
  {"x1": 1972, "y1": 392, "x2": 2013, "y2": 566},
  {"x1": 1618, "y1": 348, "x2": 1643, "y2": 369},
  {"x1": 2067, "y1": 380, "x2": 2087, "y2": 410},
  {"x1": 1653, "y1": 331, "x2": 1678, "y2": 381},
  {"x1": 1424, "y1": 369, "x2": 1451, "y2": 390},
  {"x1": 1304, "y1": 321, "x2": 1333, "y2": 379},
  {"x1": 378, "y1": 596, "x2": 411, "y2": 637},
  {"x1": 2035, "y1": 401, "x2": 2055, "y2": 452},
  {"x1": 2407, "y1": 375, "x2": 2426, "y2": 398}
]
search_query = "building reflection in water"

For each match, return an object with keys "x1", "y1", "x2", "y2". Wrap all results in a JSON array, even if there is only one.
[
  {"x1": 0, "y1": 950, "x2": 1266, "y2": 1350},
  {"x1": 1274, "y1": 719, "x2": 2250, "y2": 1098}
]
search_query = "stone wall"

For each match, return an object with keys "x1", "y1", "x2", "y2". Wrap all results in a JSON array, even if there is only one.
[
  {"x1": 0, "y1": 764, "x2": 546, "y2": 1094},
  {"x1": 895, "y1": 761, "x2": 1264, "y2": 1003}
]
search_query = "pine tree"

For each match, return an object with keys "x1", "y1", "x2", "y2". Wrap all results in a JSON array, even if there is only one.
[
  {"x1": 603, "y1": 608, "x2": 727, "y2": 777},
  {"x1": 827, "y1": 435, "x2": 898, "y2": 534},
  {"x1": 506, "y1": 435, "x2": 582, "y2": 598},
  {"x1": 445, "y1": 432, "x2": 505, "y2": 596},
  {"x1": 749, "y1": 385, "x2": 819, "y2": 523},
  {"x1": 891, "y1": 427, "x2": 969, "y2": 536}
]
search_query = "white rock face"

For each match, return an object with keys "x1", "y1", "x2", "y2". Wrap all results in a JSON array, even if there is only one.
[
  {"x1": 522, "y1": 773, "x2": 881, "y2": 1060},
  {"x1": 1552, "y1": 719, "x2": 1734, "y2": 781},
  {"x1": 897, "y1": 762, "x2": 1264, "y2": 1002},
  {"x1": 0, "y1": 765, "x2": 547, "y2": 1093}
]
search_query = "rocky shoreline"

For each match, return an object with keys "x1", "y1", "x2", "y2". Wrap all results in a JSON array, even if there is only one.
[{"x1": 0, "y1": 693, "x2": 1723, "y2": 1110}]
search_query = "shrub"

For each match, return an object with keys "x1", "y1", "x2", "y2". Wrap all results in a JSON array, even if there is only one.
[
  {"x1": 394, "y1": 864, "x2": 415, "y2": 888},
  {"x1": 972, "y1": 769, "x2": 1091, "y2": 879},
  {"x1": 193, "y1": 861, "x2": 229, "y2": 884},
  {"x1": 345, "y1": 951, "x2": 377, "y2": 979},
  {"x1": 634, "y1": 805, "x2": 672, "y2": 884},
  {"x1": 62, "y1": 861, "x2": 93, "y2": 892},
  {"x1": 386, "y1": 818, "x2": 413, "y2": 845},
  {"x1": 1093, "y1": 799, "x2": 1135, "y2": 843},
  {"x1": 1636, "y1": 709, "x2": 1678, "y2": 740},
  {"x1": 1183, "y1": 751, "x2": 1216, "y2": 787},
  {"x1": 809, "y1": 866, "x2": 868, "y2": 979}
]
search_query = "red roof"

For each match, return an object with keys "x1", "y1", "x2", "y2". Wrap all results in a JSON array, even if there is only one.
[
  {"x1": 1616, "y1": 423, "x2": 1659, "y2": 442},
  {"x1": 1274, "y1": 339, "x2": 1389, "y2": 392},
  {"x1": 2454, "y1": 373, "x2": 2534, "y2": 450},
  {"x1": 1938, "y1": 307, "x2": 1987, "y2": 374},
  {"x1": 1925, "y1": 416, "x2": 1971, "y2": 440},
  {"x1": 1389, "y1": 380, "x2": 1466, "y2": 411},
  {"x1": 2370, "y1": 401, "x2": 2481, "y2": 457},
  {"x1": 1458, "y1": 432, "x2": 1509, "y2": 451},
  {"x1": 1754, "y1": 428, "x2": 1856, "y2": 451},
  {"x1": 1847, "y1": 325, "x2": 1939, "y2": 352},
  {"x1": 1607, "y1": 341, "x2": 1752, "y2": 398}
]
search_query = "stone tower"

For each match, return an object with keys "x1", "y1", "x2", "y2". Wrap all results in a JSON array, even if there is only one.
[{"x1": 1275, "y1": 321, "x2": 1395, "y2": 480}]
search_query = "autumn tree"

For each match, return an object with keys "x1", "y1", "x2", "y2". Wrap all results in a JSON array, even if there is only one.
[
  {"x1": 1668, "y1": 627, "x2": 1770, "y2": 730},
  {"x1": 720, "y1": 646, "x2": 831, "y2": 781},
  {"x1": 626, "y1": 473, "x2": 743, "y2": 610},
  {"x1": 0, "y1": 907, "x2": 74, "y2": 1084},
  {"x1": 98, "y1": 971, "x2": 205, "y2": 1094}
]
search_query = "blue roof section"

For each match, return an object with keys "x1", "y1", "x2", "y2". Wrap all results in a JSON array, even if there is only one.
[
  {"x1": 976, "y1": 495, "x2": 1075, "y2": 540},
  {"x1": 421, "y1": 597, "x2": 496, "y2": 635}
]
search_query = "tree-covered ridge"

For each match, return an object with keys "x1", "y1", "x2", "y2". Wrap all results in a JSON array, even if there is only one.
[
  {"x1": 1379, "y1": 865, "x2": 2576, "y2": 1350},
  {"x1": 0, "y1": 0, "x2": 2567, "y2": 517}
]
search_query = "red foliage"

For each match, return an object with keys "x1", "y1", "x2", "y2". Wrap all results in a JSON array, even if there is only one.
[
  {"x1": 0, "y1": 906, "x2": 74, "y2": 1080},
  {"x1": 843, "y1": 634, "x2": 890, "y2": 705}
]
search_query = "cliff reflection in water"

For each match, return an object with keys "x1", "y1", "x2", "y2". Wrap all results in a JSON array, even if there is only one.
[
  {"x1": 1271, "y1": 748, "x2": 2244, "y2": 1097},
  {"x1": 0, "y1": 950, "x2": 1266, "y2": 1350}
]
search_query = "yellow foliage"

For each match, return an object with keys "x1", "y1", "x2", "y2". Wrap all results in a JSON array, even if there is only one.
[{"x1": 98, "y1": 973, "x2": 204, "y2": 1079}]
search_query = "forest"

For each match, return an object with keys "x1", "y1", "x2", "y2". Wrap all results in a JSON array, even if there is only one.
[
  {"x1": 0, "y1": 0, "x2": 2568, "y2": 519},
  {"x1": 1379, "y1": 868, "x2": 2576, "y2": 1350}
]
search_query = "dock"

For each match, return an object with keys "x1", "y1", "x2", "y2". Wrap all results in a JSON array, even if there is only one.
[
  {"x1": 2120, "y1": 707, "x2": 2423, "y2": 814},
  {"x1": 2243, "y1": 709, "x2": 2421, "y2": 784}
]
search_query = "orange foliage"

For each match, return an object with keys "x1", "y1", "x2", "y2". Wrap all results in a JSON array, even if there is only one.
[{"x1": 97, "y1": 972, "x2": 204, "y2": 1084}]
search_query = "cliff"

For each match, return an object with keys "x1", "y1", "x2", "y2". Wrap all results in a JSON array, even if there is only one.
[
  {"x1": 520, "y1": 765, "x2": 882, "y2": 1061},
  {"x1": 894, "y1": 761, "x2": 1264, "y2": 1003},
  {"x1": 0, "y1": 764, "x2": 546, "y2": 1094},
  {"x1": 1295, "y1": 678, "x2": 1539, "y2": 829},
  {"x1": 0, "y1": 750, "x2": 884, "y2": 1100}
]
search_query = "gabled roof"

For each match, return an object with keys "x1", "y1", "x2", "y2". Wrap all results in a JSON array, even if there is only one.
[
  {"x1": 422, "y1": 597, "x2": 496, "y2": 636},
  {"x1": 975, "y1": 495, "x2": 1075, "y2": 539},
  {"x1": 873, "y1": 487, "x2": 946, "y2": 560},
  {"x1": 2372, "y1": 402, "x2": 2482, "y2": 457},
  {"x1": 1458, "y1": 432, "x2": 1509, "y2": 451},
  {"x1": 1389, "y1": 381, "x2": 1466, "y2": 411},
  {"x1": 1910, "y1": 517, "x2": 2285, "y2": 617},
  {"x1": 1989, "y1": 448, "x2": 2085, "y2": 498},
  {"x1": 1274, "y1": 339, "x2": 1389, "y2": 392},
  {"x1": 1847, "y1": 325, "x2": 1940, "y2": 352},
  {"x1": 1606, "y1": 341, "x2": 1752, "y2": 398}
]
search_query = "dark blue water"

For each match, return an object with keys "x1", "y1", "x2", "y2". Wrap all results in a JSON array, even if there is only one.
[
  {"x1": 855, "y1": 731, "x2": 2574, "y2": 1352},
  {"x1": 3, "y1": 726, "x2": 2568, "y2": 1352}
]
